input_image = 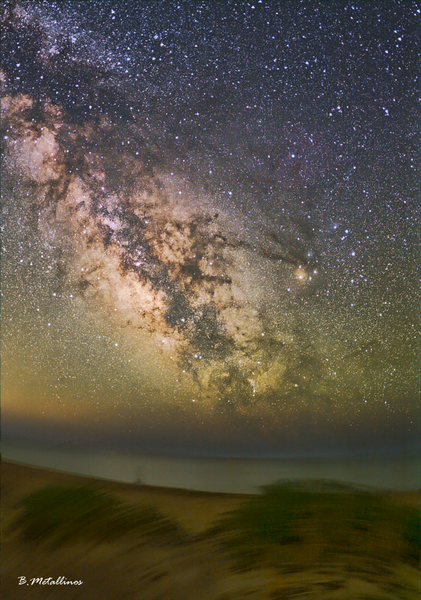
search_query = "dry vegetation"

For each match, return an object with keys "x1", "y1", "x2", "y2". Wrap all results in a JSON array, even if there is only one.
[{"x1": 2, "y1": 462, "x2": 420, "y2": 600}]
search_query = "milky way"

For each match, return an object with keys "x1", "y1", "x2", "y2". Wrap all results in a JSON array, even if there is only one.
[{"x1": 1, "y1": 1, "x2": 419, "y2": 456}]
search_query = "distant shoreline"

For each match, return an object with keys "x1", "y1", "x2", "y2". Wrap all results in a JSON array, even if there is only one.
[
  {"x1": 2, "y1": 440, "x2": 420, "y2": 493},
  {"x1": 1, "y1": 458, "x2": 247, "y2": 499},
  {"x1": 3, "y1": 460, "x2": 420, "y2": 537}
]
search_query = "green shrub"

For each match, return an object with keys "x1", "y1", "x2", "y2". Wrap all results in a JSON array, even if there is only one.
[
  {"x1": 211, "y1": 480, "x2": 420, "y2": 567},
  {"x1": 14, "y1": 484, "x2": 182, "y2": 546},
  {"x1": 403, "y1": 512, "x2": 421, "y2": 560}
]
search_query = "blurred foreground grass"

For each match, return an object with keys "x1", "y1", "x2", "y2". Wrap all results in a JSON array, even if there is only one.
[
  {"x1": 11, "y1": 480, "x2": 420, "y2": 570},
  {"x1": 208, "y1": 481, "x2": 420, "y2": 569},
  {"x1": 12, "y1": 484, "x2": 184, "y2": 547},
  {"x1": 4, "y1": 470, "x2": 420, "y2": 600}
]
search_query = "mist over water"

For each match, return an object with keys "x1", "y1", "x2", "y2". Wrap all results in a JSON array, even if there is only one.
[{"x1": 3, "y1": 440, "x2": 419, "y2": 493}]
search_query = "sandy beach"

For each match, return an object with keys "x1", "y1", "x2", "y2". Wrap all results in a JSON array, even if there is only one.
[{"x1": 2, "y1": 460, "x2": 420, "y2": 600}]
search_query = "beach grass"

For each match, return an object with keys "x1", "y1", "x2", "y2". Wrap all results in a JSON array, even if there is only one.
[
  {"x1": 12, "y1": 483, "x2": 184, "y2": 547},
  {"x1": 3, "y1": 463, "x2": 420, "y2": 600},
  {"x1": 209, "y1": 481, "x2": 420, "y2": 569},
  {"x1": 11, "y1": 478, "x2": 420, "y2": 564}
]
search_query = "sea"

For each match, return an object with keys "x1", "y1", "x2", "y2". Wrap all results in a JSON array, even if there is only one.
[{"x1": 2, "y1": 439, "x2": 420, "y2": 494}]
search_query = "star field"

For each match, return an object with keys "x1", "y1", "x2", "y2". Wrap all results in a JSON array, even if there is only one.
[{"x1": 1, "y1": 1, "x2": 419, "y2": 456}]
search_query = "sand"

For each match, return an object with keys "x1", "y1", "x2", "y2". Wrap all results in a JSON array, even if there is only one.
[{"x1": 2, "y1": 460, "x2": 420, "y2": 600}]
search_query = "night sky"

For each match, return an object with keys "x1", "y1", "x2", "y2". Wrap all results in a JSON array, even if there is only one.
[{"x1": 1, "y1": 0, "x2": 420, "y2": 458}]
